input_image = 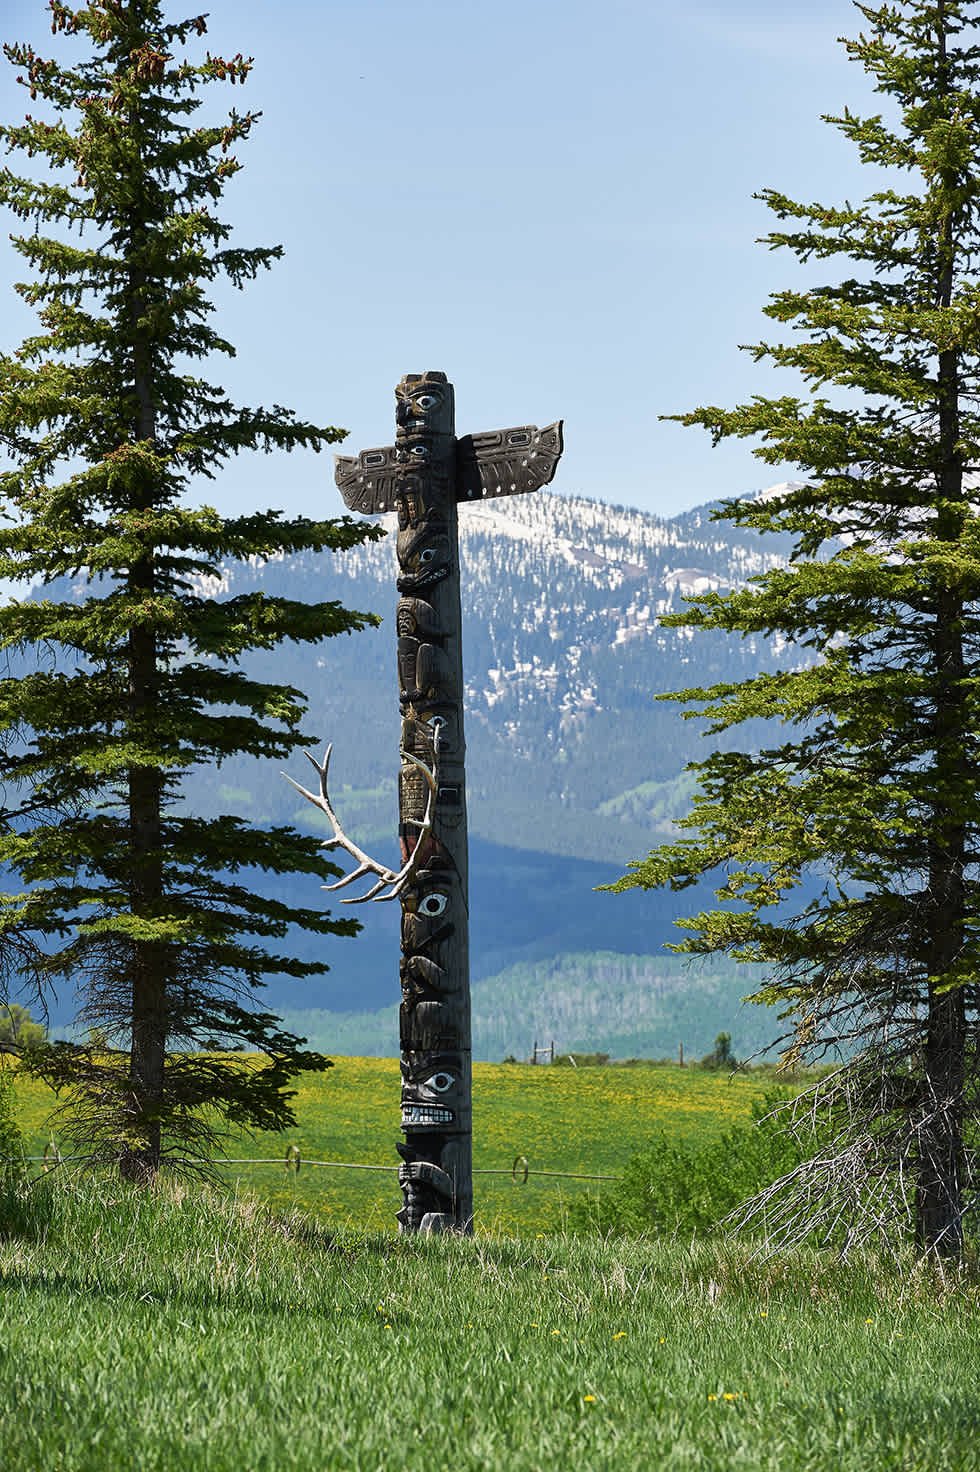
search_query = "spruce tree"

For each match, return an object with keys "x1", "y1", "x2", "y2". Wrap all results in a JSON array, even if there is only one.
[
  {"x1": 0, "y1": 0, "x2": 381, "y2": 1179},
  {"x1": 614, "y1": 0, "x2": 980, "y2": 1256}
]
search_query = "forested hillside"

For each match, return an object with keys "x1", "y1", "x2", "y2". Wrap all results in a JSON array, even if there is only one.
[
  {"x1": 181, "y1": 484, "x2": 809, "y2": 860},
  {"x1": 27, "y1": 485, "x2": 808, "y2": 1033}
]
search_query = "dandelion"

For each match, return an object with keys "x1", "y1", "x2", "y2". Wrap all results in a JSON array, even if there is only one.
[
  {"x1": 759, "y1": 1311, "x2": 768, "y2": 1319},
  {"x1": 612, "y1": 1331, "x2": 627, "y2": 1340},
  {"x1": 865, "y1": 1317, "x2": 874, "y2": 1325},
  {"x1": 530, "y1": 1322, "x2": 539, "y2": 1328},
  {"x1": 551, "y1": 1329, "x2": 561, "y2": 1336},
  {"x1": 707, "y1": 1394, "x2": 717, "y2": 1401},
  {"x1": 723, "y1": 1392, "x2": 738, "y2": 1401},
  {"x1": 659, "y1": 1336, "x2": 666, "y2": 1344},
  {"x1": 583, "y1": 1395, "x2": 596, "y2": 1404}
]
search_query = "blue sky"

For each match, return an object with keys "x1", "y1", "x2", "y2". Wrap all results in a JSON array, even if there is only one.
[{"x1": 0, "y1": 0, "x2": 883, "y2": 519}]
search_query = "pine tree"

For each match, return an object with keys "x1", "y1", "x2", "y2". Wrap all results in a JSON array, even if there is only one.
[
  {"x1": 614, "y1": 0, "x2": 980, "y2": 1256},
  {"x1": 0, "y1": 0, "x2": 382, "y2": 1180}
]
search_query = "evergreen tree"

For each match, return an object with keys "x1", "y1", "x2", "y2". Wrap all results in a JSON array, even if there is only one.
[
  {"x1": 0, "y1": 0, "x2": 381, "y2": 1180},
  {"x1": 614, "y1": 0, "x2": 980, "y2": 1256}
]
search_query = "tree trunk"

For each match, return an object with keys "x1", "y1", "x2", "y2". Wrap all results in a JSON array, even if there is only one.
[
  {"x1": 917, "y1": 983, "x2": 966, "y2": 1255},
  {"x1": 916, "y1": 57, "x2": 969, "y2": 1250},
  {"x1": 120, "y1": 242, "x2": 165, "y2": 1183},
  {"x1": 918, "y1": 577, "x2": 967, "y2": 1255},
  {"x1": 121, "y1": 653, "x2": 165, "y2": 1184}
]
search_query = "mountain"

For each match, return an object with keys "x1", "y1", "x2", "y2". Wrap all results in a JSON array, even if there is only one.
[
  {"x1": 26, "y1": 486, "x2": 808, "y2": 1046},
  {"x1": 200, "y1": 486, "x2": 805, "y2": 863}
]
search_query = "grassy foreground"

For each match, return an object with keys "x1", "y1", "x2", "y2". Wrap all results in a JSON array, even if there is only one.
[
  {"x1": 2, "y1": 1180, "x2": 979, "y2": 1472},
  {"x1": 13, "y1": 1057, "x2": 781, "y2": 1234}
]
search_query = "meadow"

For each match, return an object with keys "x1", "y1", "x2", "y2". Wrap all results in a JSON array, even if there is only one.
[
  {"x1": 2, "y1": 1180, "x2": 979, "y2": 1472},
  {"x1": 8, "y1": 1060, "x2": 978, "y2": 1472},
  {"x1": 12, "y1": 1057, "x2": 781, "y2": 1234}
]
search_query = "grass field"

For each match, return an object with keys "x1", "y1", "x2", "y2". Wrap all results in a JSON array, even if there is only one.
[
  {"x1": 11, "y1": 1057, "x2": 781, "y2": 1234},
  {"x1": 2, "y1": 1180, "x2": 979, "y2": 1472}
]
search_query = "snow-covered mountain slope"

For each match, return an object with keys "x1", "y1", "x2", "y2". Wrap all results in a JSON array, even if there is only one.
[
  {"x1": 191, "y1": 487, "x2": 807, "y2": 864},
  {"x1": 27, "y1": 485, "x2": 811, "y2": 1018}
]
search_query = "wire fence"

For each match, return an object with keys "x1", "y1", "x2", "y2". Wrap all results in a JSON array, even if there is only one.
[{"x1": 11, "y1": 1146, "x2": 622, "y2": 1185}]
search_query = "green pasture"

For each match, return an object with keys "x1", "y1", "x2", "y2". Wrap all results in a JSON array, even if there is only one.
[
  {"x1": 2, "y1": 1181, "x2": 979, "y2": 1472},
  {"x1": 13, "y1": 1057, "x2": 779, "y2": 1233}
]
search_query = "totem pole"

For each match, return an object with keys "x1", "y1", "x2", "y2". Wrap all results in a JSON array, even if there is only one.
[{"x1": 288, "y1": 373, "x2": 563, "y2": 1233}]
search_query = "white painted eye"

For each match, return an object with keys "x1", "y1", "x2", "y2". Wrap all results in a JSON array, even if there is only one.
[
  {"x1": 419, "y1": 547, "x2": 437, "y2": 563},
  {"x1": 411, "y1": 444, "x2": 428, "y2": 457},
  {"x1": 416, "y1": 394, "x2": 440, "y2": 409},
  {"x1": 426, "y1": 1072, "x2": 454, "y2": 1093},
  {"x1": 418, "y1": 893, "x2": 448, "y2": 917}
]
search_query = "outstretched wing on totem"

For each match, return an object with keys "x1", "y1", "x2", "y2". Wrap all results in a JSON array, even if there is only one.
[
  {"x1": 333, "y1": 443, "x2": 401, "y2": 515},
  {"x1": 334, "y1": 421, "x2": 564, "y2": 514},
  {"x1": 455, "y1": 421, "x2": 564, "y2": 501}
]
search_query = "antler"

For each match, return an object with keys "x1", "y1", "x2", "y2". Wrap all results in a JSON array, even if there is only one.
[{"x1": 284, "y1": 733, "x2": 440, "y2": 904}]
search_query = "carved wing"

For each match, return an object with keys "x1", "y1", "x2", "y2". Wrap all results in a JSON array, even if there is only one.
[
  {"x1": 334, "y1": 444, "x2": 400, "y2": 514},
  {"x1": 335, "y1": 420, "x2": 564, "y2": 512},
  {"x1": 455, "y1": 421, "x2": 563, "y2": 503}
]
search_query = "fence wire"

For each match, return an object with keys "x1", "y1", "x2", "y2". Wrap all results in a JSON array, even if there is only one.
[{"x1": 12, "y1": 1149, "x2": 621, "y2": 1184}]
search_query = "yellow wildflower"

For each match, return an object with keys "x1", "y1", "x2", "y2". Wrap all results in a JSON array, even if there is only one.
[
  {"x1": 612, "y1": 1331, "x2": 627, "y2": 1340},
  {"x1": 583, "y1": 1395, "x2": 596, "y2": 1404}
]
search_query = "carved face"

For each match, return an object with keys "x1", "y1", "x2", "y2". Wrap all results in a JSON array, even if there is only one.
[
  {"x1": 394, "y1": 473, "x2": 433, "y2": 532},
  {"x1": 401, "y1": 1050, "x2": 464, "y2": 1129},
  {"x1": 395, "y1": 1140, "x2": 458, "y2": 1233},
  {"x1": 395, "y1": 373, "x2": 454, "y2": 439},
  {"x1": 396, "y1": 526, "x2": 452, "y2": 594},
  {"x1": 401, "y1": 951, "x2": 449, "y2": 999},
  {"x1": 396, "y1": 597, "x2": 442, "y2": 641},
  {"x1": 401, "y1": 882, "x2": 453, "y2": 955}
]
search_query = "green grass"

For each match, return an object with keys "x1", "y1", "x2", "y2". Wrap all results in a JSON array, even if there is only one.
[
  {"x1": 2, "y1": 1180, "x2": 979, "y2": 1472},
  {"x1": 12, "y1": 1058, "x2": 783, "y2": 1234}
]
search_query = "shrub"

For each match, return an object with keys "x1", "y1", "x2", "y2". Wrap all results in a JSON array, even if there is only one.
[
  {"x1": 0, "y1": 1004, "x2": 46, "y2": 1053},
  {"x1": 700, "y1": 1031, "x2": 736, "y2": 1070},
  {"x1": 0, "y1": 1066, "x2": 26, "y2": 1187},
  {"x1": 569, "y1": 1090, "x2": 808, "y2": 1238},
  {"x1": 0, "y1": 1065, "x2": 56, "y2": 1241}
]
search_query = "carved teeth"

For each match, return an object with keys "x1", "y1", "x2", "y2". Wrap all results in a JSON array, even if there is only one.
[{"x1": 401, "y1": 1105, "x2": 454, "y2": 1126}]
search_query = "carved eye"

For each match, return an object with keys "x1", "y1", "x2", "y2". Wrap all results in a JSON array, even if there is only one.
[
  {"x1": 418, "y1": 893, "x2": 448, "y2": 917},
  {"x1": 416, "y1": 394, "x2": 440, "y2": 410},
  {"x1": 411, "y1": 444, "x2": 428, "y2": 458},
  {"x1": 426, "y1": 1071, "x2": 454, "y2": 1093},
  {"x1": 419, "y1": 547, "x2": 438, "y2": 564}
]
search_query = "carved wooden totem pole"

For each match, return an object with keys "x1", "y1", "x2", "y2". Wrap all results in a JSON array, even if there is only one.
[{"x1": 289, "y1": 372, "x2": 562, "y2": 1233}]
